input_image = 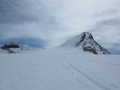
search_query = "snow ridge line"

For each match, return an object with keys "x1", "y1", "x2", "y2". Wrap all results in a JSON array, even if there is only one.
[{"x1": 68, "y1": 62, "x2": 111, "y2": 90}]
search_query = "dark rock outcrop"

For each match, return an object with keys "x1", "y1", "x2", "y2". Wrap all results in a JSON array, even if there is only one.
[
  {"x1": 1, "y1": 42, "x2": 19, "y2": 53},
  {"x1": 1, "y1": 42, "x2": 19, "y2": 50},
  {"x1": 83, "y1": 46, "x2": 98, "y2": 54}
]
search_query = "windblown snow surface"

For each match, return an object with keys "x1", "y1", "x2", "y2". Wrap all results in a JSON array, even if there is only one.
[{"x1": 0, "y1": 47, "x2": 120, "y2": 90}]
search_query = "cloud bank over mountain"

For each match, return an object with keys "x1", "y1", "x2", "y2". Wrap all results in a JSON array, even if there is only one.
[{"x1": 0, "y1": 0, "x2": 120, "y2": 53}]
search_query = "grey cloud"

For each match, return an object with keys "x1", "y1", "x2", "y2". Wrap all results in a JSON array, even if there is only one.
[
  {"x1": 90, "y1": 18, "x2": 120, "y2": 50},
  {"x1": 94, "y1": 9, "x2": 118, "y2": 17},
  {"x1": 0, "y1": 0, "x2": 57, "y2": 24},
  {"x1": 0, "y1": 0, "x2": 60, "y2": 47},
  {"x1": 0, "y1": 0, "x2": 36, "y2": 23}
]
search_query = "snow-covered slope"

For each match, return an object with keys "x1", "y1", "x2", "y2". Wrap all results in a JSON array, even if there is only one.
[
  {"x1": 0, "y1": 47, "x2": 119, "y2": 90},
  {"x1": 0, "y1": 48, "x2": 30, "y2": 53},
  {"x1": 61, "y1": 32, "x2": 110, "y2": 55},
  {"x1": 0, "y1": 48, "x2": 8, "y2": 53}
]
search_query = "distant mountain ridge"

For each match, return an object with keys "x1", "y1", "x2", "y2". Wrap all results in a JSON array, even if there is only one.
[
  {"x1": 61, "y1": 32, "x2": 110, "y2": 55},
  {"x1": 1, "y1": 42, "x2": 19, "y2": 49},
  {"x1": 0, "y1": 42, "x2": 29, "y2": 53}
]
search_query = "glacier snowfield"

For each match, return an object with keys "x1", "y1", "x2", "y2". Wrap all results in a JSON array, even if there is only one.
[{"x1": 0, "y1": 47, "x2": 120, "y2": 90}]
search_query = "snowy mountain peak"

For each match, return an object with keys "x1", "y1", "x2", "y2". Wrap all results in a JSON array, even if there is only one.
[
  {"x1": 61, "y1": 32, "x2": 110, "y2": 55},
  {"x1": 83, "y1": 32, "x2": 94, "y2": 40},
  {"x1": 75, "y1": 32, "x2": 95, "y2": 47}
]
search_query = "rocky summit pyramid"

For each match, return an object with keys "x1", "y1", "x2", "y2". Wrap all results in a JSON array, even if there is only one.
[{"x1": 61, "y1": 32, "x2": 110, "y2": 55}]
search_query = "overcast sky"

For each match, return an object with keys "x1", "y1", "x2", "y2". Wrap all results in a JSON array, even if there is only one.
[{"x1": 0, "y1": 0, "x2": 120, "y2": 53}]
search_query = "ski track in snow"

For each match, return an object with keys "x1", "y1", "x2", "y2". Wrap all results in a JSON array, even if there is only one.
[{"x1": 68, "y1": 62, "x2": 110, "y2": 90}]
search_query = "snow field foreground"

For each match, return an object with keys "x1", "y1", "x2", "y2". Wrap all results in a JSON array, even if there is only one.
[{"x1": 0, "y1": 47, "x2": 120, "y2": 90}]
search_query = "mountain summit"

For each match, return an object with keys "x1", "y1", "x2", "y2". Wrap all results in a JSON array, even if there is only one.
[
  {"x1": 1, "y1": 42, "x2": 19, "y2": 49},
  {"x1": 0, "y1": 42, "x2": 29, "y2": 53},
  {"x1": 61, "y1": 32, "x2": 110, "y2": 55}
]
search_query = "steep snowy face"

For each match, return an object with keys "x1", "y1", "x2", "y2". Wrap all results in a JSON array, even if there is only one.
[{"x1": 61, "y1": 32, "x2": 110, "y2": 55}]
